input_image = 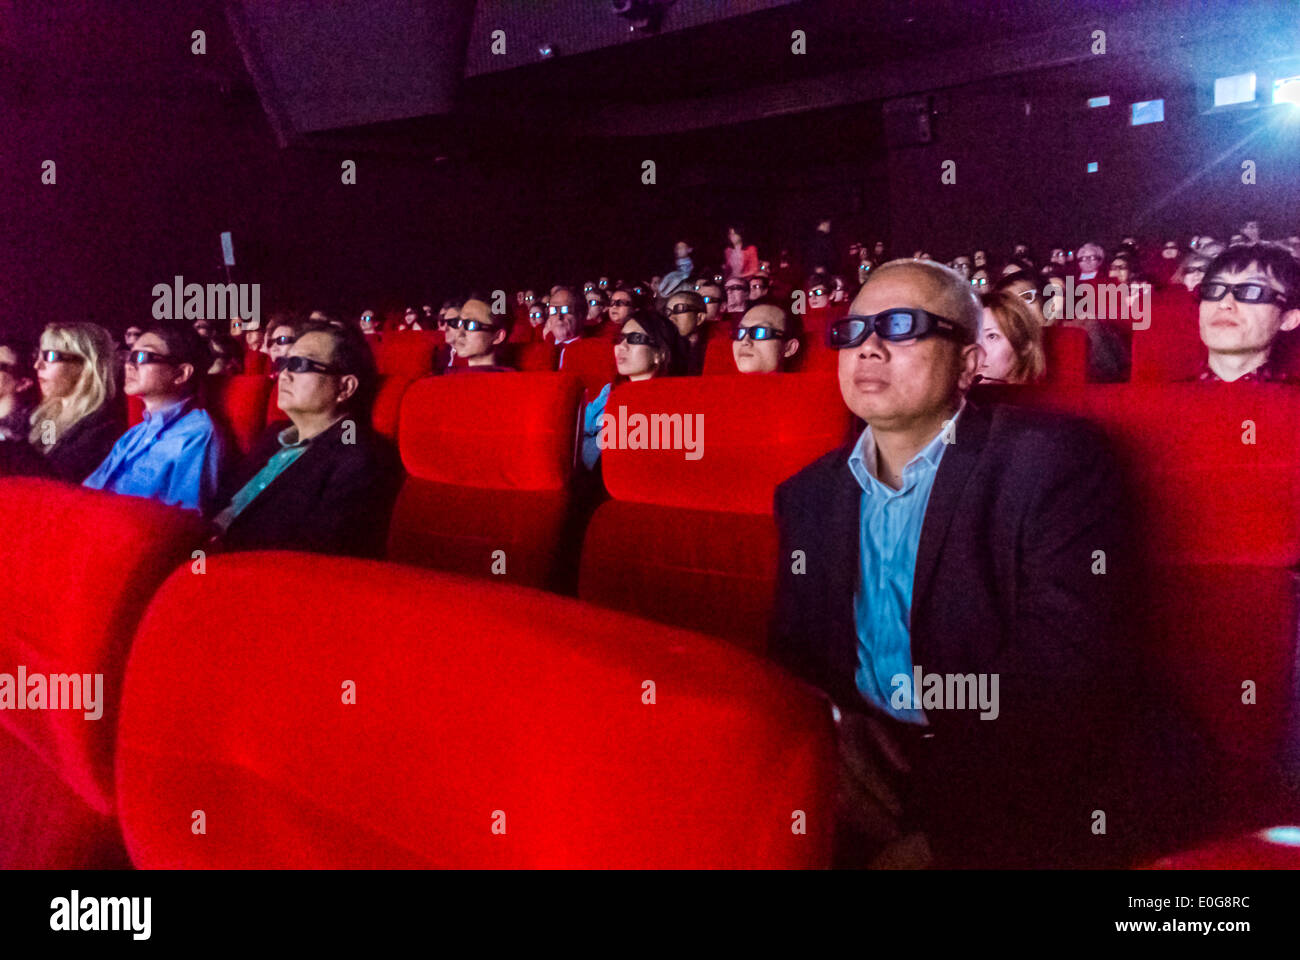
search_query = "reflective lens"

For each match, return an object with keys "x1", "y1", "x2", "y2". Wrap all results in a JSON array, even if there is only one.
[
  {"x1": 1199, "y1": 281, "x2": 1283, "y2": 304},
  {"x1": 733, "y1": 325, "x2": 788, "y2": 342}
]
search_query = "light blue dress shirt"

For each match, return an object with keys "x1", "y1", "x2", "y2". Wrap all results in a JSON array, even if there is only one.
[
  {"x1": 581, "y1": 382, "x2": 613, "y2": 470},
  {"x1": 848, "y1": 403, "x2": 963, "y2": 725},
  {"x1": 83, "y1": 396, "x2": 224, "y2": 514}
]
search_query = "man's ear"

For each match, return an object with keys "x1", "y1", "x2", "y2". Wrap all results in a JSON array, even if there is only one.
[
  {"x1": 493, "y1": 329, "x2": 508, "y2": 347},
  {"x1": 956, "y1": 341, "x2": 982, "y2": 391},
  {"x1": 173, "y1": 363, "x2": 195, "y2": 388},
  {"x1": 1280, "y1": 307, "x2": 1300, "y2": 333},
  {"x1": 338, "y1": 374, "x2": 359, "y2": 403},
  {"x1": 783, "y1": 337, "x2": 800, "y2": 359}
]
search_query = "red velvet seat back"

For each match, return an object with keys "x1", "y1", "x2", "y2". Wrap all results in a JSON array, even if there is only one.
[
  {"x1": 558, "y1": 337, "x2": 617, "y2": 401},
  {"x1": 582, "y1": 376, "x2": 853, "y2": 648},
  {"x1": 1042, "y1": 325, "x2": 1089, "y2": 384},
  {"x1": 115, "y1": 553, "x2": 837, "y2": 868},
  {"x1": 1131, "y1": 287, "x2": 1203, "y2": 383},
  {"x1": 373, "y1": 332, "x2": 440, "y2": 377},
  {"x1": 0, "y1": 479, "x2": 201, "y2": 866},
  {"x1": 508, "y1": 341, "x2": 558, "y2": 373},
  {"x1": 1147, "y1": 828, "x2": 1300, "y2": 869},
  {"x1": 370, "y1": 375, "x2": 414, "y2": 442},
  {"x1": 388, "y1": 374, "x2": 582, "y2": 589},
  {"x1": 201, "y1": 375, "x2": 272, "y2": 457}
]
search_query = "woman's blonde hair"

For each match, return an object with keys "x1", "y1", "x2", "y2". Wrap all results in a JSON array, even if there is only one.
[
  {"x1": 980, "y1": 291, "x2": 1046, "y2": 383},
  {"x1": 29, "y1": 322, "x2": 118, "y2": 448}
]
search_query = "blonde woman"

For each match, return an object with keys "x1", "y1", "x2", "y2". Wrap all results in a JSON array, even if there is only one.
[{"x1": 28, "y1": 322, "x2": 123, "y2": 481}]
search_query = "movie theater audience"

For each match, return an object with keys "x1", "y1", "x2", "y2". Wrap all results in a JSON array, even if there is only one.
[
  {"x1": 1195, "y1": 242, "x2": 1300, "y2": 383},
  {"x1": 733, "y1": 303, "x2": 800, "y2": 374},
  {"x1": 83, "y1": 324, "x2": 226, "y2": 513},
  {"x1": 446, "y1": 298, "x2": 514, "y2": 372},
  {"x1": 0, "y1": 337, "x2": 37, "y2": 442},
  {"x1": 209, "y1": 322, "x2": 402, "y2": 557},
  {"x1": 581, "y1": 309, "x2": 686, "y2": 470},
  {"x1": 772, "y1": 258, "x2": 1131, "y2": 868},
  {"x1": 975, "y1": 290, "x2": 1046, "y2": 384},
  {"x1": 26, "y1": 322, "x2": 123, "y2": 482}
]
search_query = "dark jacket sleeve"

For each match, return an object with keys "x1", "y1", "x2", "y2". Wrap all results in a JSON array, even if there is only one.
[
  {"x1": 291, "y1": 433, "x2": 405, "y2": 558},
  {"x1": 44, "y1": 407, "x2": 125, "y2": 483}
]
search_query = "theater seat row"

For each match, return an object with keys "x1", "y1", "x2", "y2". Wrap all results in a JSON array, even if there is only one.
[{"x1": 0, "y1": 478, "x2": 837, "y2": 868}]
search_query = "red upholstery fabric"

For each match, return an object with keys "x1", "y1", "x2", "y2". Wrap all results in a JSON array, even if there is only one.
[
  {"x1": 0, "y1": 729, "x2": 131, "y2": 869},
  {"x1": 1145, "y1": 828, "x2": 1300, "y2": 869},
  {"x1": 243, "y1": 350, "x2": 270, "y2": 377},
  {"x1": 1042, "y1": 325, "x2": 1088, "y2": 385},
  {"x1": 388, "y1": 374, "x2": 582, "y2": 588},
  {"x1": 600, "y1": 375, "x2": 853, "y2": 514},
  {"x1": 580, "y1": 501, "x2": 778, "y2": 653},
  {"x1": 982, "y1": 383, "x2": 1300, "y2": 566},
  {"x1": 558, "y1": 337, "x2": 617, "y2": 401},
  {"x1": 373, "y1": 332, "x2": 440, "y2": 377},
  {"x1": 201, "y1": 375, "x2": 272, "y2": 457},
  {"x1": 701, "y1": 323, "x2": 740, "y2": 376},
  {"x1": 0, "y1": 479, "x2": 201, "y2": 866},
  {"x1": 508, "y1": 341, "x2": 558, "y2": 373},
  {"x1": 788, "y1": 338, "x2": 840, "y2": 375},
  {"x1": 115, "y1": 553, "x2": 837, "y2": 868},
  {"x1": 370, "y1": 374, "x2": 413, "y2": 442},
  {"x1": 1131, "y1": 287, "x2": 1203, "y2": 383}
]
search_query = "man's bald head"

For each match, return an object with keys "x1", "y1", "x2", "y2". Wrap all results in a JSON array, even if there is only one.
[
  {"x1": 851, "y1": 259, "x2": 981, "y2": 340},
  {"x1": 734, "y1": 302, "x2": 799, "y2": 374}
]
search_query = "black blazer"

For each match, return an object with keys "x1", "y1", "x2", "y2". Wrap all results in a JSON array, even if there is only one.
[
  {"x1": 43, "y1": 403, "x2": 125, "y2": 483},
  {"x1": 214, "y1": 416, "x2": 404, "y2": 559},
  {"x1": 772, "y1": 398, "x2": 1151, "y2": 867}
]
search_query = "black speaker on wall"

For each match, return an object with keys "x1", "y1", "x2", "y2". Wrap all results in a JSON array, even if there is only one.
[
  {"x1": 882, "y1": 95, "x2": 934, "y2": 148},
  {"x1": 225, "y1": 0, "x2": 477, "y2": 143}
]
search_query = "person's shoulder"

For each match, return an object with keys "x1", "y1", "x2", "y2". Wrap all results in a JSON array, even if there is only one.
[
  {"x1": 981, "y1": 401, "x2": 1112, "y2": 468},
  {"x1": 775, "y1": 441, "x2": 854, "y2": 502}
]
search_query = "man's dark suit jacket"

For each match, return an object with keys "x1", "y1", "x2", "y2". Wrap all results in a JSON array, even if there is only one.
[
  {"x1": 214, "y1": 416, "x2": 404, "y2": 559},
  {"x1": 772, "y1": 398, "x2": 1150, "y2": 868}
]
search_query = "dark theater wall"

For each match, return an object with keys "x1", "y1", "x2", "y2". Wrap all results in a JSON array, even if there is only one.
[{"x1": 885, "y1": 64, "x2": 1300, "y2": 260}]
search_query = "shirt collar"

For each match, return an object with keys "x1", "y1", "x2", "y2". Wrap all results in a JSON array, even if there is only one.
[
  {"x1": 277, "y1": 424, "x2": 312, "y2": 450},
  {"x1": 141, "y1": 395, "x2": 194, "y2": 430},
  {"x1": 848, "y1": 399, "x2": 965, "y2": 491}
]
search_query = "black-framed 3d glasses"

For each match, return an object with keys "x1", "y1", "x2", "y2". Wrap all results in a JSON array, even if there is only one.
[
  {"x1": 447, "y1": 317, "x2": 499, "y2": 332},
  {"x1": 667, "y1": 303, "x2": 700, "y2": 316},
  {"x1": 36, "y1": 350, "x2": 84, "y2": 364},
  {"x1": 615, "y1": 332, "x2": 657, "y2": 347},
  {"x1": 830, "y1": 308, "x2": 972, "y2": 349},
  {"x1": 273, "y1": 355, "x2": 341, "y2": 375},
  {"x1": 123, "y1": 349, "x2": 178, "y2": 366},
  {"x1": 733, "y1": 325, "x2": 790, "y2": 342},
  {"x1": 1199, "y1": 281, "x2": 1288, "y2": 306}
]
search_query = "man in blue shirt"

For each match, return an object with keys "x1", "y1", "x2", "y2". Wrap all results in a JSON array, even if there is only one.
[
  {"x1": 84, "y1": 324, "x2": 225, "y2": 513},
  {"x1": 773, "y1": 259, "x2": 1135, "y2": 868}
]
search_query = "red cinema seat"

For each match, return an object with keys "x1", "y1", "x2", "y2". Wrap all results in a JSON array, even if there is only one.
[
  {"x1": 1131, "y1": 286, "x2": 1203, "y2": 383},
  {"x1": 701, "y1": 322, "x2": 738, "y2": 376},
  {"x1": 243, "y1": 349, "x2": 270, "y2": 377},
  {"x1": 789, "y1": 337, "x2": 840, "y2": 376},
  {"x1": 580, "y1": 375, "x2": 853, "y2": 651},
  {"x1": 558, "y1": 337, "x2": 617, "y2": 401},
  {"x1": 1145, "y1": 827, "x2": 1300, "y2": 869},
  {"x1": 387, "y1": 373, "x2": 583, "y2": 589},
  {"x1": 200, "y1": 375, "x2": 272, "y2": 458},
  {"x1": 1041, "y1": 325, "x2": 1089, "y2": 384},
  {"x1": 370, "y1": 375, "x2": 414, "y2": 443},
  {"x1": 509, "y1": 341, "x2": 558, "y2": 373},
  {"x1": 0, "y1": 478, "x2": 202, "y2": 868},
  {"x1": 986, "y1": 383, "x2": 1300, "y2": 566},
  {"x1": 115, "y1": 553, "x2": 837, "y2": 868},
  {"x1": 373, "y1": 332, "x2": 439, "y2": 378},
  {"x1": 126, "y1": 394, "x2": 144, "y2": 427}
]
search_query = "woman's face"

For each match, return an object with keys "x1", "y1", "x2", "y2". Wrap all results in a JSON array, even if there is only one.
[
  {"x1": 1109, "y1": 259, "x2": 1133, "y2": 283},
  {"x1": 614, "y1": 319, "x2": 659, "y2": 380},
  {"x1": 607, "y1": 291, "x2": 633, "y2": 325},
  {"x1": 35, "y1": 345, "x2": 83, "y2": 400},
  {"x1": 978, "y1": 309, "x2": 1017, "y2": 382},
  {"x1": 727, "y1": 227, "x2": 741, "y2": 246}
]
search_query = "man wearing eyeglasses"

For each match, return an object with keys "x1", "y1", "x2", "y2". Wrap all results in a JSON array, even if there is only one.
[
  {"x1": 1076, "y1": 242, "x2": 1106, "y2": 282},
  {"x1": 83, "y1": 324, "x2": 226, "y2": 514},
  {"x1": 445, "y1": 298, "x2": 514, "y2": 373},
  {"x1": 542, "y1": 287, "x2": 585, "y2": 369},
  {"x1": 772, "y1": 259, "x2": 1136, "y2": 868},
  {"x1": 209, "y1": 322, "x2": 402, "y2": 558},
  {"x1": 663, "y1": 290, "x2": 706, "y2": 374},
  {"x1": 732, "y1": 304, "x2": 800, "y2": 374},
  {"x1": 695, "y1": 280, "x2": 725, "y2": 324},
  {"x1": 1194, "y1": 243, "x2": 1300, "y2": 383}
]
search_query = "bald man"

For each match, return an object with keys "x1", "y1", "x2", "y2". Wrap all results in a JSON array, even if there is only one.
[
  {"x1": 772, "y1": 258, "x2": 1142, "y2": 869},
  {"x1": 447, "y1": 298, "x2": 514, "y2": 372},
  {"x1": 732, "y1": 303, "x2": 800, "y2": 373}
]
